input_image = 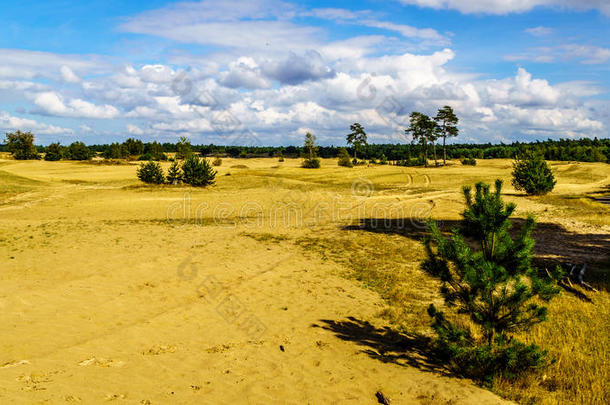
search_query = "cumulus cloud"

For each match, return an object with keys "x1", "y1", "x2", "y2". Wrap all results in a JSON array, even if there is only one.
[
  {"x1": 1, "y1": 0, "x2": 606, "y2": 144},
  {"x1": 33, "y1": 92, "x2": 120, "y2": 119},
  {"x1": 261, "y1": 51, "x2": 336, "y2": 85},
  {"x1": 219, "y1": 57, "x2": 272, "y2": 89}
]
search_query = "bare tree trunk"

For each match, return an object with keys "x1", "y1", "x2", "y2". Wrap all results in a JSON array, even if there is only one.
[
  {"x1": 423, "y1": 140, "x2": 428, "y2": 167},
  {"x1": 443, "y1": 136, "x2": 446, "y2": 166},
  {"x1": 433, "y1": 142, "x2": 437, "y2": 166}
]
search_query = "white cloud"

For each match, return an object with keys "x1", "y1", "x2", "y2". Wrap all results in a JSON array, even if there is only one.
[
  {"x1": 219, "y1": 57, "x2": 272, "y2": 89},
  {"x1": 525, "y1": 26, "x2": 554, "y2": 36},
  {"x1": 396, "y1": 0, "x2": 610, "y2": 15},
  {"x1": 127, "y1": 124, "x2": 144, "y2": 135},
  {"x1": 0, "y1": 49, "x2": 108, "y2": 80},
  {"x1": 33, "y1": 92, "x2": 120, "y2": 119},
  {"x1": 562, "y1": 44, "x2": 610, "y2": 64},
  {"x1": 505, "y1": 44, "x2": 610, "y2": 64},
  {"x1": 360, "y1": 20, "x2": 450, "y2": 44},
  {"x1": 0, "y1": 111, "x2": 73, "y2": 135},
  {"x1": 1, "y1": 0, "x2": 606, "y2": 144},
  {"x1": 60, "y1": 66, "x2": 81, "y2": 83}
]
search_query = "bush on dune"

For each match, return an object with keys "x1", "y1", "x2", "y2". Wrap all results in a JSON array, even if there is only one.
[
  {"x1": 137, "y1": 161, "x2": 165, "y2": 184},
  {"x1": 512, "y1": 152, "x2": 556, "y2": 195},
  {"x1": 182, "y1": 156, "x2": 216, "y2": 186},
  {"x1": 423, "y1": 180, "x2": 562, "y2": 384}
]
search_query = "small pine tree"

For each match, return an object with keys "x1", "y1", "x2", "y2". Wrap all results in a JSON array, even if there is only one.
[
  {"x1": 301, "y1": 132, "x2": 320, "y2": 168},
  {"x1": 166, "y1": 161, "x2": 183, "y2": 184},
  {"x1": 44, "y1": 142, "x2": 63, "y2": 161},
  {"x1": 212, "y1": 155, "x2": 222, "y2": 166},
  {"x1": 380, "y1": 154, "x2": 388, "y2": 165},
  {"x1": 182, "y1": 156, "x2": 216, "y2": 187},
  {"x1": 461, "y1": 157, "x2": 476, "y2": 166},
  {"x1": 512, "y1": 152, "x2": 556, "y2": 195},
  {"x1": 278, "y1": 151, "x2": 285, "y2": 162},
  {"x1": 423, "y1": 180, "x2": 561, "y2": 383},
  {"x1": 175, "y1": 136, "x2": 192, "y2": 160},
  {"x1": 337, "y1": 147, "x2": 353, "y2": 167},
  {"x1": 137, "y1": 161, "x2": 165, "y2": 184}
]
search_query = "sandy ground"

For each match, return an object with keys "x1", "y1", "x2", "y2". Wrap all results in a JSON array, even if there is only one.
[{"x1": 2, "y1": 157, "x2": 607, "y2": 404}]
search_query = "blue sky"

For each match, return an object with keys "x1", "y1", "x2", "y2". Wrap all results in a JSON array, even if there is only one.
[{"x1": 1, "y1": 0, "x2": 608, "y2": 145}]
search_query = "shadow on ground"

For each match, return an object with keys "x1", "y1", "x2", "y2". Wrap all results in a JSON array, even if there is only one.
[
  {"x1": 313, "y1": 317, "x2": 450, "y2": 375},
  {"x1": 342, "y1": 218, "x2": 609, "y2": 289}
]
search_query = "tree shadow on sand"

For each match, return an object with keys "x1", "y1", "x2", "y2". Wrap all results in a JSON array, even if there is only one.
[
  {"x1": 312, "y1": 317, "x2": 451, "y2": 375},
  {"x1": 342, "y1": 218, "x2": 610, "y2": 291}
]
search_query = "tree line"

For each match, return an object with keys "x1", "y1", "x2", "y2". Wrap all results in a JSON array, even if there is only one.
[{"x1": 3, "y1": 130, "x2": 608, "y2": 164}]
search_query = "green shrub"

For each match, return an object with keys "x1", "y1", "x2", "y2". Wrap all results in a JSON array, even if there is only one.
[
  {"x1": 423, "y1": 180, "x2": 561, "y2": 384},
  {"x1": 301, "y1": 157, "x2": 320, "y2": 168},
  {"x1": 67, "y1": 142, "x2": 91, "y2": 160},
  {"x1": 104, "y1": 142, "x2": 125, "y2": 159},
  {"x1": 182, "y1": 156, "x2": 216, "y2": 186},
  {"x1": 461, "y1": 157, "x2": 477, "y2": 166},
  {"x1": 44, "y1": 142, "x2": 63, "y2": 161},
  {"x1": 137, "y1": 161, "x2": 165, "y2": 184},
  {"x1": 337, "y1": 148, "x2": 353, "y2": 167},
  {"x1": 212, "y1": 156, "x2": 222, "y2": 166},
  {"x1": 166, "y1": 161, "x2": 182, "y2": 184},
  {"x1": 512, "y1": 152, "x2": 556, "y2": 195},
  {"x1": 380, "y1": 154, "x2": 388, "y2": 165},
  {"x1": 4, "y1": 130, "x2": 39, "y2": 160},
  {"x1": 175, "y1": 136, "x2": 192, "y2": 160}
]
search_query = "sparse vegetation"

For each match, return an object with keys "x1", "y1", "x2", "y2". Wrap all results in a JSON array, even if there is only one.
[
  {"x1": 301, "y1": 132, "x2": 320, "y2": 168},
  {"x1": 175, "y1": 136, "x2": 192, "y2": 160},
  {"x1": 405, "y1": 112, "x2": 436, "y2": 167},
  {"x1": 512, "y1": 152, "x2": 556, "y2": 195},
  {"x1": 1, "y1": 156, "x2": 607, "y2": 405},
  {"x1": 4, "y1": 130, "x2": 39, "y2": 160},
  {"x1": 337, "y1": 147, "x2": 353, "y2": 167},
  {"x1": 44, "y1": 142, "x2": 63, "y2": 161},
  {"x1": 462, "y1": 157, "x2": 477, "y2": 165},
  {"x1": 435, "y1": 105, "x2": 459, "y2": 166},
  {"x1": 137, "y1": 160, "x2": 165, "y2": 184},
  {"x1": 423, "y1": 180, "x2": 561, "y2": 383},
  {"x1": 166, "y1": 161, "x2": 183, "y2": 184},
  {"x1": 67, "y1": 141, "x2": 92, "y2": 160},
  {"x1": 347, "y1": 123, "x2": 367, "y2": 160},
  {"x1": 181, "y1": 155, "x2": 216, "y2": 186}
]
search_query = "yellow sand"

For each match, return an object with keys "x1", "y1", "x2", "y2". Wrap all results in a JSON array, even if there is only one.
[{"x1": 1, "y1": 156, "x2": 607, "y2": 404}]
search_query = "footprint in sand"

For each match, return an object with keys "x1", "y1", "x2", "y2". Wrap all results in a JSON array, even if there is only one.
[
  {"x1": 1, "y1": 359, "x2": 30, "y2": 369},
  {"x1": 142, "y1": 345, "x2": 177, "y2": 355},
  {"x1": 78, "y1": 357, "x2": 125, "y2": 368},
  {"x1": 17, "y1": 372, "x2": 53, "y2": 391},
  {"x1": 105, "y1": 393, "x2": 127, "y2": 401}
]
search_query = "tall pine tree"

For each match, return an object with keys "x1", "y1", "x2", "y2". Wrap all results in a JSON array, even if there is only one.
[{"x1": 423, "y1": 180, "x2": 561, "y2": 382}]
